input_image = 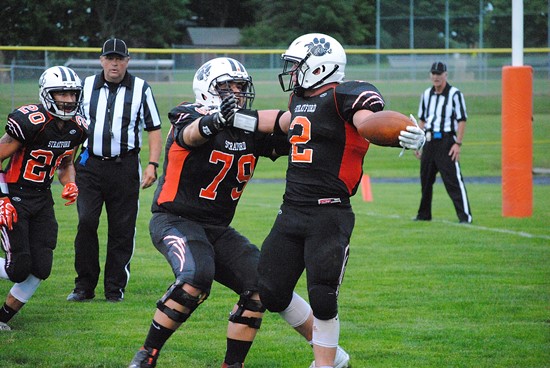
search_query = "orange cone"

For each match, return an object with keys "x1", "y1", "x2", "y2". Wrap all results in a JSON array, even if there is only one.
[{"x1": 361, "y1": 174, "x2": 373, "y2": 202}]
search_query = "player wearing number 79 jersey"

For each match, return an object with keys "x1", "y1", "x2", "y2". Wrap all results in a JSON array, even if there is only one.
[
  {"x1": 0, "y1": 66, "x2": 87, "y2": 331},
  {"x1": 152, "y1": 100, "x2": 284, "y2": 226},
  {"x1": 132, "y1": 57, "x2": 292, "y2": 368}
]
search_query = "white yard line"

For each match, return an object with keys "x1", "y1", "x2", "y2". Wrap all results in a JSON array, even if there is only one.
[{"x1": 363, "y1": 211, "x2": 550, "y2": 241}]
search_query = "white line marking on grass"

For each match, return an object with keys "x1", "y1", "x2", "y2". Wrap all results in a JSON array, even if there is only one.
[{"x1": 364, "y1": 211, "x2": 550, "y2": 240}]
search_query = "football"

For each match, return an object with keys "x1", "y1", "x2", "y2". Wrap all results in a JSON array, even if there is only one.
[{"x1": 356, "y1": 110, "x2": 415, "y2": 147}]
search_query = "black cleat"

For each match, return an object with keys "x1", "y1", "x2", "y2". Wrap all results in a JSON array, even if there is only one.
[
  {"x1": 66, "y1": 289, "x2": 95, "y2": 302},
  {"x1": 128, "y1": 347, "x2": 160, "y2": 368}
]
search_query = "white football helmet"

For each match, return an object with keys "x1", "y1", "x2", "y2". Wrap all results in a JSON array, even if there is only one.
[
  {"x1": 279, "y1": 33, "x2": 346, "y2": 94},
  {"x1": 39, "y1": 66, "x2": 83, "y2": 120},
  {"x1": 193, "y1": 57, "x2": 255, "y2": 109}
]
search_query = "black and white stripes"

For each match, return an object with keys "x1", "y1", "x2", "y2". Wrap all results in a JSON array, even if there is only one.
[
  {"x1": 81, "y1": 73, "x2": 162, "y2": 157},
  {"x1": 418, "y1": 83, "x2": 467, "y2": 134}
]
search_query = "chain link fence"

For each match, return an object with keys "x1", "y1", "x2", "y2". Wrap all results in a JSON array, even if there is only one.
[{"x1": 1, "y1": 48, "x2": 549, "y2": 112}]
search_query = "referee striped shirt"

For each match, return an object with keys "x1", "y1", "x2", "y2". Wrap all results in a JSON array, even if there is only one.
[
  {"x1": 81, "y1": 72, "x2": 162, "y2": 157},
  {"x1": 418, "y1": 83, "x2": 467, "y2": 135}
]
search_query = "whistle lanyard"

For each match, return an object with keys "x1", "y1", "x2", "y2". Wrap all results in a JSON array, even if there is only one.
[{"x1": 105, "y1": 83, "x2": 121, "y2": 138}]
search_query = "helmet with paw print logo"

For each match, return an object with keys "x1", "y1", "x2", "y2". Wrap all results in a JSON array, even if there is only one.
[{"x1": 278, "y1": 33, "x2": 346, "y2": 93}]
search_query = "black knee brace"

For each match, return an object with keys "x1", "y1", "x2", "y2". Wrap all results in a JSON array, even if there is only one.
[
  {"x1": 309, "y1": 284, "x2": 338, "y2": 320},
  {"x1": 156, "y1": 281, "x2": 208, "y2": 323},
  {"x1": 228, "y1": 290, "x2": 266, "y2": 329}
]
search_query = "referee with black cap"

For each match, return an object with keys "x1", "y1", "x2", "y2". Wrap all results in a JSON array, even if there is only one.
[
  {"x1": 67, "y1": 38, "x2": 162, "y2": 302},
  {"x1": 414, "y1": 61, "x2": 472, "y2": 224}
]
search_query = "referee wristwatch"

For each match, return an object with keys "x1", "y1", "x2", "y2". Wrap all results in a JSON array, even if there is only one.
[{"x1": 148, "y1": 161, "x2": 159, "y2": 168}]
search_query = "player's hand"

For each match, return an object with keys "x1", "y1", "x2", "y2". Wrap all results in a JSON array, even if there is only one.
[
  {"x1": 0, "y1": 197, "x2": 17, "y2": 230},
  {"x1": 219, "y1": 95, "x2": 237, "y2": 126},
  {"x1": 61, "y1": 182, "x2": 78, "y2": 206},
  {"x1": 399, "y1": 126, "x2": 426, "y2": 151}
]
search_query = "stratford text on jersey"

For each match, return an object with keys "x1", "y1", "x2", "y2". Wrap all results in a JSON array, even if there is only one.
[
  {"x1": 294, "y1": 104, "x2": 317, "y2": 113},
  {"x1": 48, "y1": 140, "x2": 72, "y2": 148},
  {"x1": 225, "y1": 140, "x2": 247, "y2": 151}
]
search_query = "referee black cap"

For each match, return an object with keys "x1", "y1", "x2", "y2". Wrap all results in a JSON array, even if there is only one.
[
  {"x1": 101, "y1": 38, "x2": 129, "y2": 57},
  {"x1": 430, "y1": 61, "x2": 447, "y2": 74}
]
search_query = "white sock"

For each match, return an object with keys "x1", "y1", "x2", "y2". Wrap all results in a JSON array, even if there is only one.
[{"x1": 312, "y1": 315, "x2": 340, "y2": 348}]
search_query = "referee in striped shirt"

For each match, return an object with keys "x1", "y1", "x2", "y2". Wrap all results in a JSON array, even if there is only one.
[
  {"x1": 67, "y1": 38, "x2": 162, "y2": 302},
  {"x1": 414, "y1": 61, "x2": 472, "y2": 224}
]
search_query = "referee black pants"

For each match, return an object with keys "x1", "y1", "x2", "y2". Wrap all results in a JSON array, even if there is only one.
[
  {"x1": 417, "y1": 135, "x2": 472, "y2": 223},
  {"x1": 72, "y1": 151, "x2": 140, "y2": 298}
]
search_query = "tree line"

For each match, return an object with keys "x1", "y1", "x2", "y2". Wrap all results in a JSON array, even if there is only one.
[{"x1": 1, "y1": 0, "x2": 547, "y2": 51}]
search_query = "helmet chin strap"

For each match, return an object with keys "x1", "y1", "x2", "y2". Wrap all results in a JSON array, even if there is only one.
[
  {"x1": 294, "y1": 64, "x2": 340, "y2": 95},
  {"x1": 309, "y1": 64, "x2": 340, "y2": 90}
]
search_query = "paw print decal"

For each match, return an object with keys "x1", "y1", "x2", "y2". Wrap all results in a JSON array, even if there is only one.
[
  {"x1": 305, "y1": 37, "x2": 332, "y2": 56},
  {"x1": 196, "y1": 62, "x2": 211, "y2": 81}
]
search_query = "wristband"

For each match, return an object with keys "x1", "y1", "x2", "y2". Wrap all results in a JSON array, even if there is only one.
[
  {"x1": 233, "y1": 110, "x2": 258, "y2": 132},
  {"x1": 455, "y1": 142, "x2": 462, "y2": 146},
  {"x1": 0, "y1": 170, "x2": 8, "y2": 196},
  {"x1": 198, "y1": 113, "x2": 221, "y2": 138},
  {"x1": 148, "y1": 161, "x2": 159, "y2": 169}
]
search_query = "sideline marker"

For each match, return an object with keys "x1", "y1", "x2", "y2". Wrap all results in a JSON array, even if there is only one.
[{"x1": 361, "y1": 174, "x2": 373, "y2": 202}]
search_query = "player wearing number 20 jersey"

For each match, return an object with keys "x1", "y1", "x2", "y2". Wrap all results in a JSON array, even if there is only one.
[
  {"x1": 152, "y1": 102, "x2": 287, "y2": 227},
  {"x1": 2, "y1": 103, "x2": 87, "y2": 284},
  {"x1": 5, "y1": 104, "x2": 88, "y2": 189},
  {"x1": 0, "y1": 65, "x2": 87, "y2": 331}
]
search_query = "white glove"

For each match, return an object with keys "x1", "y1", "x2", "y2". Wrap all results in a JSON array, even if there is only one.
[{"x1": 399, "y1": 115, "x2": 425, "y2": 151}]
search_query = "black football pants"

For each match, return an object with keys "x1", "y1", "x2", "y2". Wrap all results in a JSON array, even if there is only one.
[
  {"x1": 417, "y1": 135, "x2": 472, "y2": 222},
  {"x1": 72, "y1": 151, "x2": 140, "y2": 298}
]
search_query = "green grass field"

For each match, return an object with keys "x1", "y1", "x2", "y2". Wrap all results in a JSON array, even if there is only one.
[{"x1": 0, "y1": 71, "x2": 549, "y2": 367}]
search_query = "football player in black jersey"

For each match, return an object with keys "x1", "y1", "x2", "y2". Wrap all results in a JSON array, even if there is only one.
[
  {"x1": 0, "y1": 66, "x2": 88, "y2": 331},
  {"x1": 129, "y1": 57, "x2": 345, "y2": 368},
  {"x1": 221, "y1": 34, "x2": 425, "y2": 367}
]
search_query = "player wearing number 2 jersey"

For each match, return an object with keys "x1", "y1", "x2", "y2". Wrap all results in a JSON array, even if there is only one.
[
  {"x1": 0, "y1": 66, "x2": 87, "y2": 331},
  {"x1": 220, "y1": 34, "x2": 422, "y2": 367},
  {"x1": 131, "y1": 58, "x2": 334, "y2": 368}
]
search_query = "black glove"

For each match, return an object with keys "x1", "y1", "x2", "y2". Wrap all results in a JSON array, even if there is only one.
[
  {"x1": 197, "y1": 96, "x2": 238, "y2": 139},
  {"x1": 219, "y1": 95, "x2": 237, "y2": 125}
]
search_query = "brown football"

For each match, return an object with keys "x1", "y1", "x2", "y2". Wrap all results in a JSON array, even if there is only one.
[{"x1": 356, "y1": 110, "x2": 414, "y2": 147}]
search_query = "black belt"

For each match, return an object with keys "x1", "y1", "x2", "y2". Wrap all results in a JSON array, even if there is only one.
[
  {"x1": 89, "y1": 148, "x2": 139, "y2": 161},
  {"x1": 284, "y1": 196, "x2": 351, "y2": 206}
]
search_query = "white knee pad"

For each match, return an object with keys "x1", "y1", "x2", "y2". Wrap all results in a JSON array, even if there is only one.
[
  {"x1": 279, "y1": 292, "x2": 312, "y2": 328},
  {"x1": 311, "y1": 315, "x2": 340, "y2": 348},
  {"x1": 10, "y1": 274, "x2": 41, "y2": 303}
]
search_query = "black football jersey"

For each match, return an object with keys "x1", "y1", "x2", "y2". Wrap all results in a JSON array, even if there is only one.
[
  {"x1": 152, "y1": 102, "x2": 288, "y2": 226},
  {"x1": 4, "y1": 104, "x2": 88, "y2": 189},
  {"x1": 283, "y1": 81, "x2": 385, "y2": 204}
]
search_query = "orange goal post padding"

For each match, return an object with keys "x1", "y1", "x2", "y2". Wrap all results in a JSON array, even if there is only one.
[{"x1": 501, "y1": 66, "x2": 533, "y2": 217}]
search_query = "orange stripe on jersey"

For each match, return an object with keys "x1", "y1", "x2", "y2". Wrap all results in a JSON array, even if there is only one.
[
  {"x1": 339, "y1": 122, "x2": 370, "y2": 194},
  {"x1": 157, "y1": 144, "x2": 191, "y2": 205},
  {"x1": 5, "y1": 149, "x2": 25, "y2": 183}
]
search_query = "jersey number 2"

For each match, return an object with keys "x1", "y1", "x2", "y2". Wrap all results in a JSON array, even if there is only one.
[{"x1": 289, "y1": 116, "x2": 312, "y2": 163}]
